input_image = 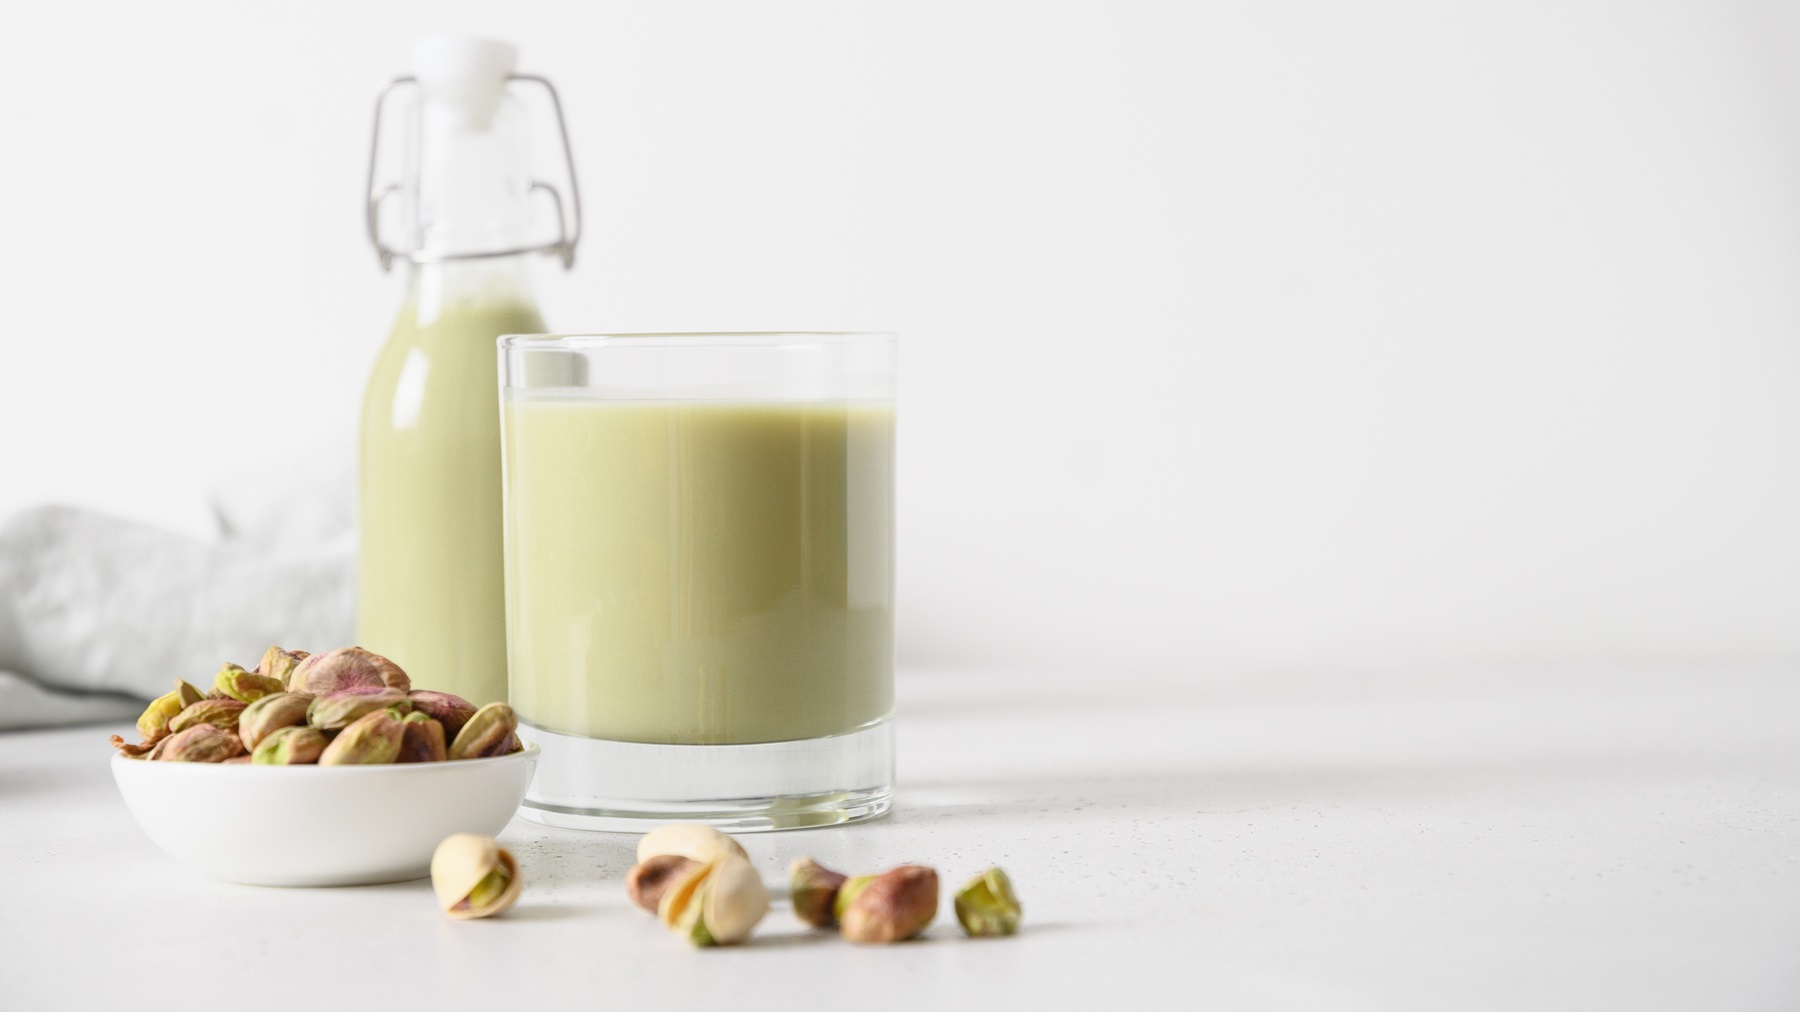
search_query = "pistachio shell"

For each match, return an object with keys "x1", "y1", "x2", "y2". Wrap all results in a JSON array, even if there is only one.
[
  {"x1": 431, "y1": 833, "x2": 522, "y2": 919},
  {"x1": 447, "y1": 702, "x2": 517, "y2": 760},
  {"x1": 657, "y1": 854, "x2": 768, "y2": 946},
  {"x1": 636, "y1": 824, "x2": 748, "y2": 865}
]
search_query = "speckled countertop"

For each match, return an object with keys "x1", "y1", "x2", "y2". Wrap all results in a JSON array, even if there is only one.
[{"x1": 4, "y1": 666, "x2": 1798, "y2": 1010}]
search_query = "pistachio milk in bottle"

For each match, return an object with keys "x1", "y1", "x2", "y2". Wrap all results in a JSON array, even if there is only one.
[{"x1": 359, "y1": 38, "x2": 580, "y2": 703}]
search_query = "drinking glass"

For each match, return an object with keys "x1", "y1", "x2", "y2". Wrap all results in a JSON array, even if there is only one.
[{"x1": 498, "y1": 332, "x2": 896, "y2": 831}]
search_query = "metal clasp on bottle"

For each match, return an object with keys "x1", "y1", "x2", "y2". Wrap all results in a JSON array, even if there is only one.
[{"x1": 364, "y1": 74, "x2": 583, "y2": 271}]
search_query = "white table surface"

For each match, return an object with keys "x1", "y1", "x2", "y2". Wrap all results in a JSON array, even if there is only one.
[{"x1": 4, "y1": 665, "x2": 1798, "y2": 1011}]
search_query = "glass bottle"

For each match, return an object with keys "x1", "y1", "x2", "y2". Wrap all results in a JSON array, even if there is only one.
[{"x1": 359, "y1": 38, "x2": 579, "y2": 703}]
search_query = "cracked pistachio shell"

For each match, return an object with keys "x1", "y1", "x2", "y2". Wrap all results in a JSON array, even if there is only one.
[
  {"x1": 657, "y1": 853, "x2": 769, "y2": 946},
  {"x1": 238, "y1": 692, "x2": 314, "y2": 751},
  {"x1": 954, "y1": 867, "x2": 1022, "y2": 937},
  {"x1": 288, "y1": 646, "x2": 410, "y2": 696},
  {"x1": 431, "y1": 834, "x2": 522, "y2": 920},
  {"x1": 168, "y1": 697, "x2": 247, "y2": 734},
  {"x1": 397, "y1": 711, "x2": 447, "y2": 763},
  {"x1": 316, "y1": 706, "x2": 406, "y2": 765},
  {"x1": 252, "y1": 725, "x2": 328, "y2": 765},
  {"x1": 839, "y1": 865, "x2": 939, "y2": 944},
  {"x1": 160, "y1": 723, "x2": 246, "y2": 763},
  {"x1": 789, "y1": 856, "x2": 849, "y2": 928},
  {"x1": 307, "y1": 687, "x2": 410, "y2": 731},
  {"x1": 406, "y1": 690, "x2": 478, "y2": 741},
  {"x1": 214, "y1": 663, "x2": 285, "y2": 704},
  {"x1": 446, "y1": 702, "x2": 517, "y2": 760},
  {"x1": 636, "y1": 824, "x2": 748, "y2": 865},
  {"x1": 136, "y1": 680, "x2": 204, "y2": 741}
]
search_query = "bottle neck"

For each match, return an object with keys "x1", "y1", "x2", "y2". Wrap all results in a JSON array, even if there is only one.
[
  {"x1": 404, "y1": 95, "x2": 533, "y2": 259},
  {"x1": 403, "y1": 256, "x2": 538, "y2": 323}
]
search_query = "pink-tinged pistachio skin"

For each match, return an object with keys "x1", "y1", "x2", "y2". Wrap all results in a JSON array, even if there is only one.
[
  {"x1": 317, "y1": 707, "x2": 407, "y2": 765},
  {"x1": 307, "y1": 687, "x2": 411, "y2": 731},
  {"x1": 398, "y1": 712, "x2": 448, "y2": 763},
  {"x1": 790, "y1": 856, "x2": 850, "y2": 928},
  {"x1": 627, "y1": 855, "x2": 702, "y2": 914},
  {"x1": 839, "y1": 865, "x2": 939, "y2": 944},
  {"x1": 160, "y1": 723, "x2": 246, "y2": 763},
  {"x1": 406, "y1": 690, "x2": 478, "y2": 741},
  {"x1": 288, "y1": 647, "x2": 411, "y2": 696}
]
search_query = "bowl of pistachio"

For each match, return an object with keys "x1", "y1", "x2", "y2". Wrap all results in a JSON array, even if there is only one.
[{"x1": 109, "y1": 645, "x2": 538, "y2": 887}]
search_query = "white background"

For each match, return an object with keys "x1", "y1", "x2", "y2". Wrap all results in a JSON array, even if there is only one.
[{"x1": 3, "y1": 0, "x2": 1799, "y2": 676}]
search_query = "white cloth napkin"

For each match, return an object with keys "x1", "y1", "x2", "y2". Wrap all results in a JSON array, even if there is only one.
[{"x1": 0, "y1": 451, "x2": 356, "y2": 731}]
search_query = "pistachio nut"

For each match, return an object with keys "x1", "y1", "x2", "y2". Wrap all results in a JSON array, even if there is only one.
[
  {"x1": 789, "y1": 856, "x2": 849, "y2": 928},
  {"x1": 255, "y1": 646, "x2": 308, "y2": 689},
  {"x1": 307, "y1": 687, "x2": 410, "y2": 731},
  {"x1": 288, "y1": 646, "x2": 411, "y2": 696},
  {"x1": 237, "y1": 691, "x2": 314, "y2": 751},
  {"x1": 635, "y1": 823, "x2": 748, "y2": 865},
  {"x1": 316, "y1": 706, "x2": 407, "y2": 765},
  {"x1": 135, "y1": 679, "x2": 204, "y2": 741},
  {"x1": 657, "y1": 853, "x2": 769, "y2": 946},
  {"x1": 446, "y1": 702, "x2": 518, "y2": 760},
  {"x1": 431, "y1": 833, "x2": 522, "y2": 920},
  {"x1": 214, "y1": 663, "x2": 285, "y2": 704},
  {"x1": 397, "y1": 711, "x2": 448, "y2": 763},
  {"x1": 252, "y1": 725, "x2": 328, "y2": 765},
  {"x1": 833, "y1": 874, "x2": 875, "y2": 922},
  {"x1": 953, "y1": 867, "x2": 1021, "y2": 937},
  {"x1": 839, "y1": 865, "x2": 939, "y2": 944},
  {"x1": 222, "y1": 755, "x2": 254, "y2": 764},
  {"x1": 406, "y1": 690, "x2": 478, "y2": 741},
  {"x1": 168, "y1": 697, "x2": 248, "y2": 734},
  {"x1": 627, "y1": 855, "x2": 701, "y2": 914},
  {"x1": 159, "y1": 723, "x2": 246, "y2": 763}
]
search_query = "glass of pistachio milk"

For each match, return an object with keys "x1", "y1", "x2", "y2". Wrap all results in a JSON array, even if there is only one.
[{"x1": 499, "y1": 333, "x2": 896, "y2": 831}]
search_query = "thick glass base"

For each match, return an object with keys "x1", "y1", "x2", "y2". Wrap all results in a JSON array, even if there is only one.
[{"x1": 515, "y1": 717, "x2": 894, "y2": 833}]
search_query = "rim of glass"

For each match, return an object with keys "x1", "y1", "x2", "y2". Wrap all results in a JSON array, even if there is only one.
[{"x1": 499, "y1": 331, "x2": 895, "y2": 351}]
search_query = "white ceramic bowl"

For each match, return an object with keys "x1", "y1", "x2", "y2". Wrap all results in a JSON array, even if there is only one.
[{"x1": 111, "y1": 745, "x2": 538, "y2": 887}]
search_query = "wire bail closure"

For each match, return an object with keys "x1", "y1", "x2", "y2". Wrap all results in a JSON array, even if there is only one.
[{"x1": 365, "y1": 73, "x2": 583, "y2": 271}]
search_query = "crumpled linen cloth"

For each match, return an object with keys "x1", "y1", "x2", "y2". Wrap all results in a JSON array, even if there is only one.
[{"x1": 0, "y1": 456, "x2": 355, "y2": 731}]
